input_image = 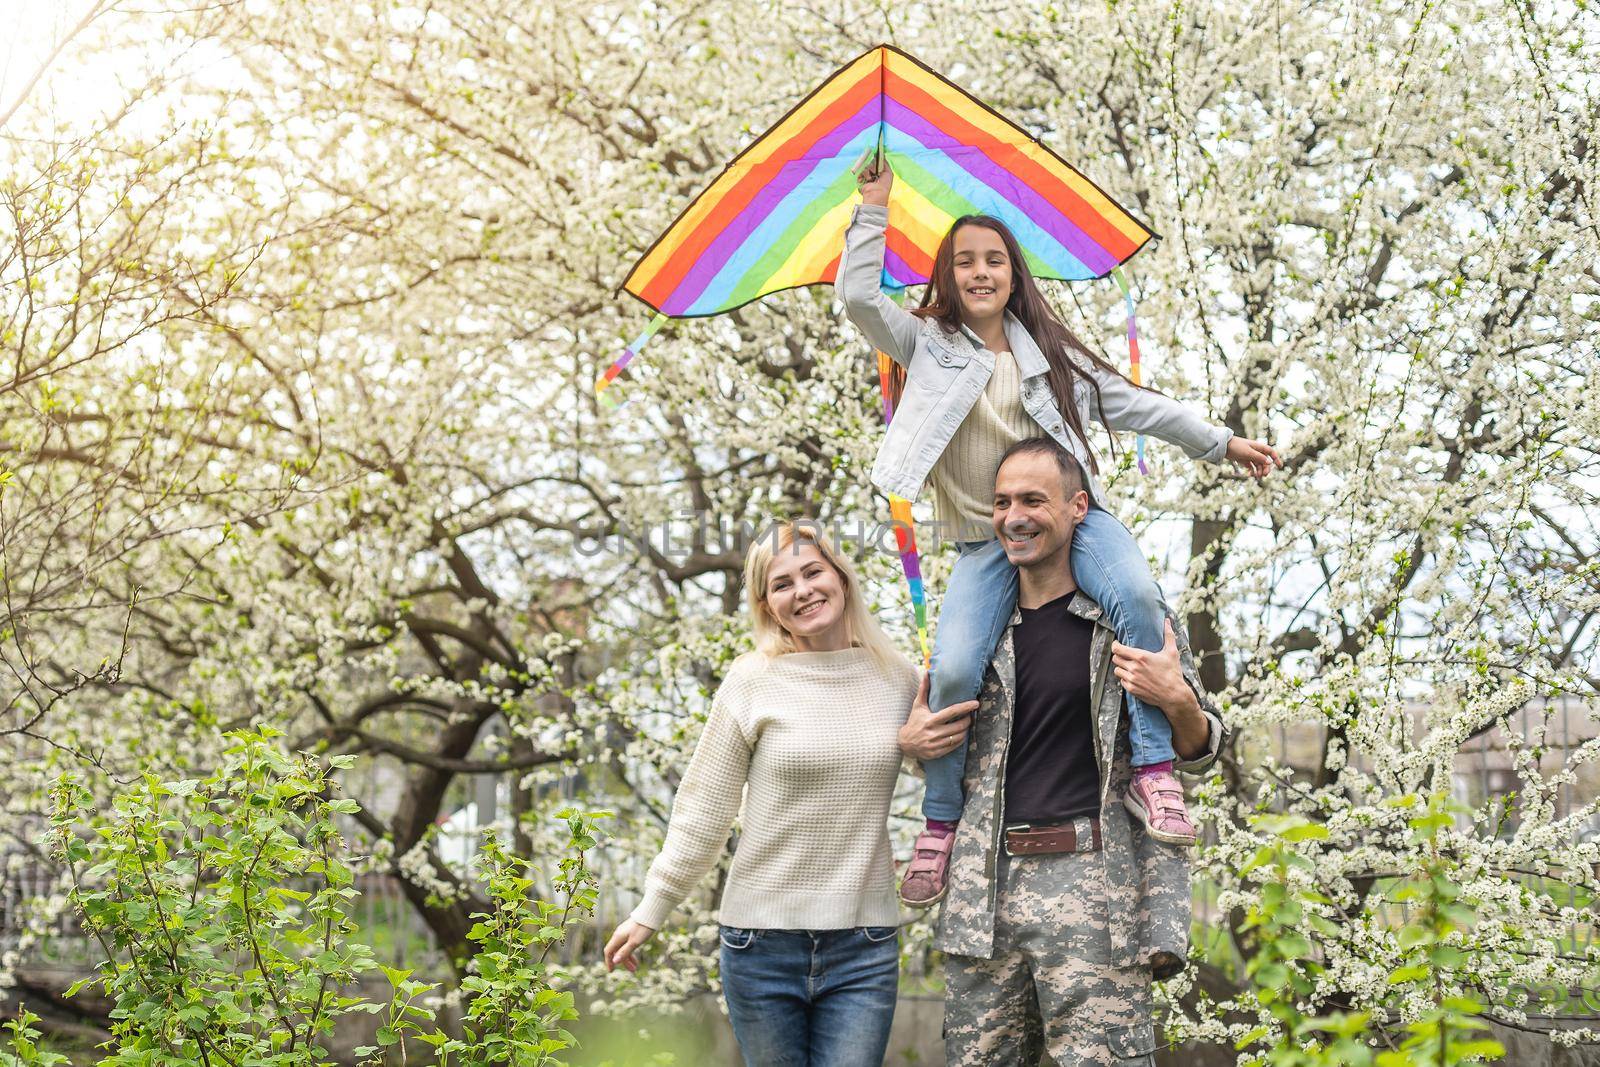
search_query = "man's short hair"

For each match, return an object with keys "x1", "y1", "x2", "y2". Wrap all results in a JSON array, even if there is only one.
[{"x1": 996, "y1": 437, "x2": 1093, "y2": 503}]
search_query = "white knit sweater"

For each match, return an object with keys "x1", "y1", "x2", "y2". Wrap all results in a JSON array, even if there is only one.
[{"x1": 630, "y1": 647, "x2": 921, "y2": 930}]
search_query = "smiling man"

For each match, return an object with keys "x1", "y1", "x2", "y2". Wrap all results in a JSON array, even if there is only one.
[{"x1": 897, "y1": 437, "x2": 1227, "y2": 1066}]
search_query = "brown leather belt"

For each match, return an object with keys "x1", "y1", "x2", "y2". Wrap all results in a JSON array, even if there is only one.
[{"x1": 1004, "y1": 817, "x2": 1102, "y2": 856}]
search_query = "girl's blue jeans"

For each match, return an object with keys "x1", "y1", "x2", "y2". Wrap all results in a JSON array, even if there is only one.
[{"x1": 920, "y1": 505, "x2": 1175, "y2": 822}]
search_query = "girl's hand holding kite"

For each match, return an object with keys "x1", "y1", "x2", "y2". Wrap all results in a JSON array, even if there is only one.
[
  {"x1": 855, "y1": 149, "x2": 891, "y2": 207},
  {"x1": 855, "y1": 149, "x2": 1282, "y2": 484}
]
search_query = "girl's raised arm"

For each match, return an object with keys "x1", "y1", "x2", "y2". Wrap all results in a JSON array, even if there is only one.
[{"x1": 837, "y1": 157, "x2": 920, "y2": 367}]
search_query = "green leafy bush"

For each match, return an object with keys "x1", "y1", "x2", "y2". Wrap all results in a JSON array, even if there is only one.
[
  {"x1": 49, "y1": 725, "x2": 378, "y2": 1065},
  {"x1": 0, "y1": 1010, "x2": 69, "y2": 1067},
  {"x1": 45, "y1": 724, "x2": 607, "y2": 1066},
  {"x1": 1233, "y1": 793, "x2": 1507, "y2": 1066},
  {"x1": 358, "y1": 818, "x2": 607, "y2": 1067}
]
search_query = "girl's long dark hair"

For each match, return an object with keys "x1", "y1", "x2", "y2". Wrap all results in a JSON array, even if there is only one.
[{"x1": 888, "y1": 214, "x2": 1138, "y2": 475}]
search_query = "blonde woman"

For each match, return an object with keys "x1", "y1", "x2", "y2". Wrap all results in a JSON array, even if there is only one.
[{"x1": 603, "y1": 521, "x2": 954, "y2": 1067}]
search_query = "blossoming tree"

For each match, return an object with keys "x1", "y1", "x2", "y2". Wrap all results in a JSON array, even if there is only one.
[{"x1": 1, "y1": 0, "x2": 1595, "y2": 1057}]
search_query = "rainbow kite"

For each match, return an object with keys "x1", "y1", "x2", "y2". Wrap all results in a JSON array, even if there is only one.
[{"x1": 602, "y1": 44, "x2": 1158, "y2": 662}]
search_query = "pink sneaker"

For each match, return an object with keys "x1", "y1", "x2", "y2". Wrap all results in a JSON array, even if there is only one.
[
  {"x1": 899, "y1": 829, "x2": 955, "y2": 907},
  {"x1": 1123, "y1": 769, "x2": 1197, "y2": 845}
]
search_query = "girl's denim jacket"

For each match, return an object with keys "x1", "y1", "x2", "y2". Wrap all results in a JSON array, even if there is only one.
[{"x1": 837, "y1": 202, "x2": 1233, "y2": 502}]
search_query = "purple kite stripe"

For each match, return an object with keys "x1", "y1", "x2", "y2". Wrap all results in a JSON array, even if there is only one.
[
  {"x1": 600, "y1": 350, "x2": 636, "y2": 382},
  {"x1": 883, "y1": 246, "x2": 923, "y2": 287},
  {"x1": 883, "y1": 100, "x2": 1116, "y2": 274},
  {"x1": 664, "y1": 97, "x2": 883, "y2": 313}
]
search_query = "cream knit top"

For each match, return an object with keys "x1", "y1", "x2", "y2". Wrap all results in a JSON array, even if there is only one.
[
  {"x1": 630, "y1": 647, "x2": 921, "y2": 930},
  {"x1": 928, "y1": 347, "x2": 1036, "y2": 541}
]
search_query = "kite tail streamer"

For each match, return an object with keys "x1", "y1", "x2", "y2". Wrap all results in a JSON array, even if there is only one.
[
  {"x1": 1110, "y1": 267, "x2": 1149, "y2": 475},
  {"x1": 876, "y1": 351, "x2": 897, "y2": 423},
  {"x1": 888, "y1": 493, "x2": 931, "y2": 667},
  {"x1": 875, "y1": 356, "x2": 931, "y2": 664},
  {"x1": 873, "y1": 287, "x2": 930, "y2": 666},
  {"x1": 595, "y1": 313, "x2": 668, "y2": 409}
]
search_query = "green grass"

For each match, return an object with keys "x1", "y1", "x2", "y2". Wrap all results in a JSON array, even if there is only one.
[{"x1": 566, "y1": 1008, "x2": 723, "y2": 1066}]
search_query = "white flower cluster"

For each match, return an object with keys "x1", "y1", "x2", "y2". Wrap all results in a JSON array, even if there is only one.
[
  {"x1": 396, "y1": 837, "x2": 465, "y2": 905},
  {"x1": 348, "y1": 836, "x2": 396, "y2": 875}
]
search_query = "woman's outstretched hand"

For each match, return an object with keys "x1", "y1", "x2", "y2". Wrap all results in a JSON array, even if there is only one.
[
  {"x1": 855, "y1": 148, "x2": 892, "y2": 207},
  {"x1": 603, "y1": 918, "x2": 656, "y2": 972},
  {"x1": 1226, "y1": 436, "x2": 1282, "y2": 478},
  {"x1": 898, "y1": 672, "x2": 976, "y2": 760}
]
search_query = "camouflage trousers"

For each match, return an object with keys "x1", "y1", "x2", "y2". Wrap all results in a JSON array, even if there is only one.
[{"x1": 943, "y1": 845, "x2": 1158, "y2": 1066}]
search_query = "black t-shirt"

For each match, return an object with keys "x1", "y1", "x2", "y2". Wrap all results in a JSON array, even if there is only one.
[{"x1": 1002, "y1": 591, "x2": 1101, "y2": 825}]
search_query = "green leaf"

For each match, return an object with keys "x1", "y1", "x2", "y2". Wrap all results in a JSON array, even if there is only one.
[
  {"x1": 380, "y1": 965, "x2": 414, "y2": 987},
  {"x1": 1276, "y1": 933, "x2": 1313, "y2": 960},
  {"x1": 1279, "y1": 823, "x2": 1330, "y2": 844},
  {"x1": 1388, "y1": 964, "x2": 1430, "y2": 984},
  {"x1": 1453, "y1": 1038, "x2": 1507, "y2": 1057},
  {"x1": 1233, "y1": 1025, "x2": 1271, "y2": 1049},
  {"x1": 1255, "y1": 962, "x2": 1289, "y2": 989}
]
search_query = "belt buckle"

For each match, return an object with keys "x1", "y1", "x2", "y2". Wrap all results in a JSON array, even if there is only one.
[{"x1": 1003, "y1": 823, "x2": 1031, "y2": 857}]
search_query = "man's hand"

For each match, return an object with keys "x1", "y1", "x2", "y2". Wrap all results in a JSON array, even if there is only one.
[
  {"x1": 898, "y1": 672, "x2": 976, "y2": 760},
  {"x1": 1111, "y1": 619, "x2": 1193, "y2": 710},
  {"x1": 1112, "y1": 619, "x2": 1210, "y2": 760},
  {"x1": 603, "y1": 918, "x2": 656, "y2": 972}
]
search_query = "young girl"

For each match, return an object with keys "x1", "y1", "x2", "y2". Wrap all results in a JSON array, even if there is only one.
[
  {"x1": 839, "y1": 153, "x2": 1279, "y2": 907},
  {"x1": 603, "y1": 522, "x2": 922, "y2": 1067}
]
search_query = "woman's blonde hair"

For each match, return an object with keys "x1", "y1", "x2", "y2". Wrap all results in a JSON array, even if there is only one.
[{"x1": 742, "y1": 520, "x2": 904, "y2": 671}]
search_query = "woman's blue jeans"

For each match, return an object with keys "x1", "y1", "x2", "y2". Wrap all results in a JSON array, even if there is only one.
[
  {"x1": 718, "y1": 925, "x2": 900, "y2": 1067},
  {"x1": 920, "y1": 506, "x2": 1175, "y2": 822}
]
